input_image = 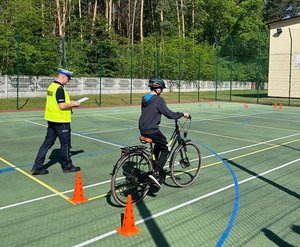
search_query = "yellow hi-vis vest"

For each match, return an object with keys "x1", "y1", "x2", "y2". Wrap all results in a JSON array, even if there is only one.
[{"x1": 44, "y1": 82, "x2": 71, "y2": 123}]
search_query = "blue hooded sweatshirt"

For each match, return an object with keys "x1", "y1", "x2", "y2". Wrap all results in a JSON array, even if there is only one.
[{"x1": 138, "y1": 93, "x2": 184, "y2": 134}]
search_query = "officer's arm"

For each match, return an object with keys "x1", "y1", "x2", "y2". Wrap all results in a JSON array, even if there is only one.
[
  {"x1": 56, "y1": 86, "x2": 80, "y2": 110},
  {"x1": 59, "y1": 101, "x2": 80, "y2": 110}
]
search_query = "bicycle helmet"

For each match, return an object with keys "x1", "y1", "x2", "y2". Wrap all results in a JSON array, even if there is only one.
[{"x1": 148, "y1": 78, "x2": 166, "y2": 89}]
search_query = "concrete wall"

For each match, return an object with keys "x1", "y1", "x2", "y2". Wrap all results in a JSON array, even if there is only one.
[
  {"x1": 268, "y1": 16, "x2": 300, "y2": 98},
  {"x1": 0, "y1": 75, "x2": 254, "y2": 98}
]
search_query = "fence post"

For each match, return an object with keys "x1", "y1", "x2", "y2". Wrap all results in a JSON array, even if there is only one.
[
  {"x1": 197, "y1": 53, "x2": 201, "y2": 102},
  {"x1": 215, "y1": 37, "x2": 220, "y2": 101},
  {"x1": 5, "y1": 75, "x2": 8, "y2": 98},
  {"x1": 130, "y1": 45, "x2": 133, "y2": 105},
  {"x1": 230, "y1": 35, "x2": 234, "y2": 102},
  {"x1": 15, "y1": 32, "x2": 20, "y2": 110}
]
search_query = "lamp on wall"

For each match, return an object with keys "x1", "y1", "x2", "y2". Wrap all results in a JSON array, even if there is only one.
[{"x1": 276, "y1": 28, "x2": 282, "y2": 34}]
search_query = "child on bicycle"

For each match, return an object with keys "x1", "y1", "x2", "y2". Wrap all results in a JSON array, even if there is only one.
[{"x1": 138, "y1": 78, "x2": 189, "y2": 189}]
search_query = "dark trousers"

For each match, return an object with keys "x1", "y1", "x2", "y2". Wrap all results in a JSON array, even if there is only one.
[
  {"x1": 34, "y1": 121, "x2": 72, "y2": 170},
  {"x1": 141, "y1": 130, "x2": 169, "y2": 171}
]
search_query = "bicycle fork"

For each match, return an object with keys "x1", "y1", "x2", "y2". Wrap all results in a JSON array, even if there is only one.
[{"x1": 179, "y1": 143, "x2": 190, "y2": 168}]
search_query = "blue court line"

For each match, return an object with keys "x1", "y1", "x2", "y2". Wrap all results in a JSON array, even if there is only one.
[
  {"x1": 0, "y1": 164, "x2": 31, "y2": 173},
  {"x1": 197, "y1": 142, "x2": 240, "y2": 247}
]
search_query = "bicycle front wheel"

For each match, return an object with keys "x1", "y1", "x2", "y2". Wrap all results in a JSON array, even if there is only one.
[
  {"x1": 111, "y1": 152, "x2": 152, "y2": 206},
  {"x1": 170, "y1": 142, "x2": 202, "y2": 187}
]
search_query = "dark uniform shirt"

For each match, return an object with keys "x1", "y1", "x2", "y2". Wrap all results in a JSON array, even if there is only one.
[{"x1": 54, "y1": 81, "x2": 66, "y2": 104}]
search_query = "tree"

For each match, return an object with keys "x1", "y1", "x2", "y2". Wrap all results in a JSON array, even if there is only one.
[{"x1": 263, "y1": 0, "x2": 300, "y2": 22}]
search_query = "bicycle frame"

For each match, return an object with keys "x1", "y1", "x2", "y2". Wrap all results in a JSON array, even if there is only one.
[
  {"x1": 166, "y1": 119, "x2": 190, "y2": 159},
  {"x1": 143, "y1": 118, "x2": 190, "y2": 167}
]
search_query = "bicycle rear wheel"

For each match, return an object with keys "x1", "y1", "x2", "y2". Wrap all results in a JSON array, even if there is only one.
[
  {"x1": 111, "y1": 151, "x2": 152, "y2": 206},
  {"x1": 170, "y1": 141, "x2": 202, "y2": 187}
]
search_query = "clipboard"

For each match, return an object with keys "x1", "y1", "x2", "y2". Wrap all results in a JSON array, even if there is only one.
[{"x1": 77, "y1": 97, "x2": 89, "y2": 103}]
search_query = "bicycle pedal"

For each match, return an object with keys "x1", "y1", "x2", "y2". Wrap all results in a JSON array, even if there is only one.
[{"x1": 148, "y1": 174, "x2": 162, "y2": 188}]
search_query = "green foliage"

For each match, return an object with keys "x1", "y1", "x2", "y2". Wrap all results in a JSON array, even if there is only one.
[{"x1": 0, "y1": 0, "x2": 271, "y2": 83}]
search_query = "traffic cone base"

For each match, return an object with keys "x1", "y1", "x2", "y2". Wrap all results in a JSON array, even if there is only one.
[
  {"x1": 116, "y1": 224, "x2": 141, "y2": 237},
  {"x1": 69, "y1": 171, "x2": 88, "y2": 204},
  {"x1": 116, "y1": 195, "x2": 141, "y2": 237},
  {"x1": 243, "y1": 103, "x2": 249, "y2": 109}
]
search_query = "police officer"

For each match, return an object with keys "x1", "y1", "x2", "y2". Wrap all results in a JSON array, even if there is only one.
[{"x1": 31, "y1": 68, "x2": 81, "y2": 175}]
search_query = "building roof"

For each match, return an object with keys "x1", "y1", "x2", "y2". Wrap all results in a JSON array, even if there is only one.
[{"x1": 268, "y1": 15, "x2": 300, "y2": 26}]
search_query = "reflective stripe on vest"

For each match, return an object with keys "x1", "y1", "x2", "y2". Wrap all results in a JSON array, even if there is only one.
[{"x1": 44, "y1": 82, "x2": 71, "y2": 122}]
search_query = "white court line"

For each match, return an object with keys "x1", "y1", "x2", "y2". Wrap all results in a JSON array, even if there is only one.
[
  {"x1": 0, "y1": 179, "x2": 110, "y2": 211},
  {"x1": 72, "y1": 158, "x2": 300, "y2": 247},
  {"x1": 1, "y1": 131, "x2": 299, "y2": 211},
  {"x1": 82, "y1": 126, "x2": 136, "y2": 135},
  {"x1": 25, "y1": 120, "x2": 123, "y2": 148}
]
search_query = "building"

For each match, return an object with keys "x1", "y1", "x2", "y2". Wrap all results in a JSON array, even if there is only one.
[{"x1": 268, "y1": 16, "x2": 300, "y2": 98}]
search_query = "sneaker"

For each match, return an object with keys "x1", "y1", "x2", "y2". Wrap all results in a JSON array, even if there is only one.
[
  {"x1": 148, "y1": 171, "x2": 162, "y2": 188},
  {"x1": 62, "y1": 165, "x2": 81, "y2": 173},
  {"x1": 137, "y1": 171, "x2": 150, "y2": 183},
  {"x1": 31, "y1": 167, "x2": 49, "y2": 175}
]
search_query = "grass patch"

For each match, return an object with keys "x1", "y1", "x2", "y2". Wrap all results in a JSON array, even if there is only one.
[{"x1": 1, "y1": 90, "x2": 300, "y2": 111}]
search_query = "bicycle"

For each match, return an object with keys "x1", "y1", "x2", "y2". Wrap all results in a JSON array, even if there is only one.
[{"x1": 110, "y1": 116, "x2": 202, "y2": 206}]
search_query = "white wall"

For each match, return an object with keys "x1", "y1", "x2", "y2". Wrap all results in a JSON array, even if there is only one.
[{"x1": 0, "y1": 75, "x2": 254, "y2": 98}]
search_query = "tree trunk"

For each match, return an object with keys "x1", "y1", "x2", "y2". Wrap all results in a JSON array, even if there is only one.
[
  {"x1": 127, "y1": 0, "x2": 131, "y2": 42},
  {"x1": 56, "y1": 0, "x2": 69, "y2": 67},
  {"x1": 56, "y1": 0, "x2": 64, "y2": 37},
  {"x1": 192, "y1": 0, "x2": 195, "y2": 35},
  {"x1": 140, "y1": 0, "x2": 144, "y2": 43},
  {"x1": 180, "y1": 0, "x2": 185, "y2": 38},
  {"x1": 176, "y1": 1, "x2": 181, "y2": 37},
  {"x1": 41, "y1": 0, "x2": 45, "y2": 37},
  {"x1": 117, "y1": 0, "x2": 121, "y2": 34},
  {"x1": 90, "y1": 0, "x2": 98, "y2": 44},
  {"x1": 131, "y1": 0, "x2": 137, "y2": 45},
  {"x1": 79, "y1": 0, "x2": 83, "y2": 40},
  {"x1": 160, "y1": 0, "x2": 164, "y2": 41},
  {"x1": 108, "y1": 0, "x2": 113, "y2": 34}
]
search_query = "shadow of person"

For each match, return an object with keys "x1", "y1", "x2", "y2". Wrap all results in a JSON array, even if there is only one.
[
  {"x1": 291, "y1": 224, "x2": 300, "y2": 234},
  {"x1": 71, "y1": 149, "x2": 84, "y2": 156},
  {"x1": 44, "y1": 149, "x2": 61, "y2": 169},
  {"x1": 44, "y1": 149, "x2": 84, "y2": 169}
]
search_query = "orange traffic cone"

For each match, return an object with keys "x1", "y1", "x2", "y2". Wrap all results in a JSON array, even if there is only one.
[
  {"x1": 116, "y1": 195, "x2": 141, "y2": 237},
  {"x1": 69, "y1": 171, "x2": 88, "y2": 204},
  {"x1": 279, "y1": 103, "x2": 283, "y2": 110}
]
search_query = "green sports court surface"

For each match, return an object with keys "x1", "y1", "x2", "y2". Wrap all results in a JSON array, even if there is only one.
[{"x1": 0, "y1": 102, "x2": 299, "y2": 247}]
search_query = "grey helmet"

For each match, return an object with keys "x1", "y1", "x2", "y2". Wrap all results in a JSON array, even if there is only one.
[{"x1": 148, "y1": 78, "x2": 166, "y2": 89}]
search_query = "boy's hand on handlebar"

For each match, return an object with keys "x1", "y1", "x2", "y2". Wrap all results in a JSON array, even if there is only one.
[{"x1": 183, "y1": 112, "x2": 190, "y2": 119}]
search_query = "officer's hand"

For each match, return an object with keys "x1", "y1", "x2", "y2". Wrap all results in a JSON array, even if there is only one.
[{"x1": 71, "y1": 101, "x2": 80, "y2": 108}]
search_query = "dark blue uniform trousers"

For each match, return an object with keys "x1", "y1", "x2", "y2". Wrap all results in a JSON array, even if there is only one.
[{"x1": 33, "y1": 121, "x2": 72, "y2": 170}]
